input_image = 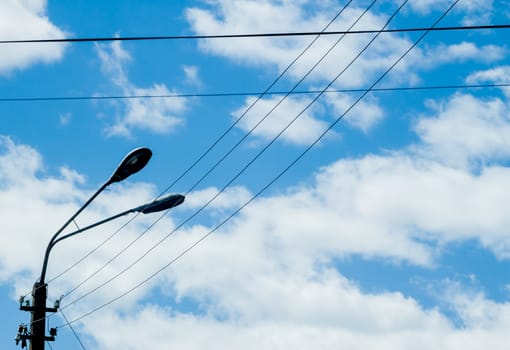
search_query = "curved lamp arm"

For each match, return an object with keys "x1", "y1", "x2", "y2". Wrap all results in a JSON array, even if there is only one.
[
  {"x1": 39, "y1": 194, "x2": 185, "y2": 283},
  {"x1": 38, "y1": 147, "x2": 152, "y2": 284}
]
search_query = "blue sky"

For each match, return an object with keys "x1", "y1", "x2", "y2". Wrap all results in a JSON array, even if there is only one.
[{"x1": 2, "y1": 0, "x2": 510, "y2": 349}]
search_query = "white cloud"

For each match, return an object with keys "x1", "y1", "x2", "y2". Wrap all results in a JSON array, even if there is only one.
[
  {"x1": 232, "y1": 95, "x2": 330, "y2": 145},
  {"x1": 82, "y1": 85, "x2": 510, "y2": 346},
  {"x1": 96, "y1": 41, "x2": 187, "y2": 137},
  {"x1": 406, "y1": 0, "x2": 494, "y2": 25},
  {"x1": 467, "y1": 66, "x2": 510, "y2": 84},
  {"x1": 392, "y1": 41, "x2": 505, "y2": 86},
  {"x1": 59, "y1": 112, "x2": 72, "y2": 126},
  {"x1": 415, "y1": 93, "x2": 510, "y2": 166},
  {"x1": 186, "y1": 1, "x2": 413, "y2": 88},
  {"x1": 186, "y1": 1, "x2": 503, "y2": 92},
  {"x1": 0, "y1": 0, "x2": 67, "y2": 74},
  {"x1": 466, "y1": 66, "x2": 510, "y2": 98},
  {"x1": 416, "y1": 42, "x2": 505, "y2": 69},
  {"x1": 184, "y1": 0, "x2": 505, "y2": 148},
  {"x1": 185, "y1": 186, "x2": 252, "y2": 210},
  {"x1": 80, "y1": 276, "x2": 510, "y2": 350},
  {"x1": 183, "y1": 65, "x2": 202, "y2": 87},
  {"x1": 83, "y1": 281, "x2": 458, "y2": 350},
  {"x1": 426, "y1": 279, "x2": 510, "y2": 330},
  {"x1": 190, "y1": 153, "x2": 510, "y2": 272},
  {"x1": 325, "y1": 92, "x2": 384, "y2": 132},
  {"x1": 0, "y1": 136, "x2": 82, "y2": 280}
]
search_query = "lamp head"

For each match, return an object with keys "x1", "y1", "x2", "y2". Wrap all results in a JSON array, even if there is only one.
[
  {"x1": 135, "y1": 194, "x2": 185, "y2": 214},
  {"x1": 108, "y1": 147, "x2": 152, "y2": 184}
]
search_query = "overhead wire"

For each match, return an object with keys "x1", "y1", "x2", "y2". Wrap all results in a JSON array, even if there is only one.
[
  {"x1": 33, "y1": 0, "x2": 460, "y2": 328},
  {"x1": 58, "y1": 0, "x2": 402, "y2": 312},
  {"x1": 8, "y1": 8, "x2": 509, "y2": 302},
  {"x1": 55, "y1": 0, "x2": 373, "y2": 303},
  {"x1": 3, "y1": 4, "x2": 507, "y2": 291},
  {"x1": 25, "y1": 0, "x2": 496, "y2": 318},
  {"x1": 0, "y1": 23, "x2": 508, "y2": 44},
  {"x1": 57, "y1": 0, "x2": 460, "y2": 327},
  {"x1": 43, "y1": 0, "x2": 355, "y2": 294},
  {"x1": 20, "y1": 211, "x2": 139, "y2": 301},
  {"x1": 46, "y1": 216, "x2": 138, "y2": 285},
  {"x1": 183, "y1": 0, "x2": 377, "y2": 195},
  {"x1": 2, "y1": 83, "x2": 510, "y2": 103},
  {"x1": 157, "y1": 0, "x2": 356, "y2": 197},
  {"x1": 45, "y1": 0, "x2": 370, "y2": 307},
  {"x1": 59, "y1": 309, "x2": 87, "y2": 350}
]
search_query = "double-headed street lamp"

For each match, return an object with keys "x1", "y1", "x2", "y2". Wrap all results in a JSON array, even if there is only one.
[{"x1": 16, "y1": 148, "x2": 185, "y2": 350}]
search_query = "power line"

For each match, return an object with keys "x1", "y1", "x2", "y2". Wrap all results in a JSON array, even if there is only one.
[
  {"x1": 2, "y1": 83, "x2": 509, "y2": 103},
  {"x1": 57, "y1": 0, "x2": 460, "y2": 327},
  {"x1": 49, "y1": 0, "x2": 356, "y2": 296},
  {"x1": 50, "y1": 0, "x2": 367, "y2": 305},
  {"x1": 45, "y1": 0, "x2": 354, "y2": 293},
  {"x1": 58, "y1": 0, "x2": 402, "y2": 312},
  {"x1": 0, "y1": 24, "x2": 508, "y2": 44},
  {"x1": 183, "y1": 0, "x2": 378, "y2": 195},
  {"x1": 23, "y1": 0, "x2": 499, "y2": 303},
  {"x1": 59, "y1": 309, "x2": 87, "y2": 350},
  {"x1": 158, "y1": 0, "x2": 358, "y2": 197},
  {"x1": 27, "y1": 0, "x2": 504, "y2": 309},
  {"x1": 46, "y1": 215, "x2": 138, "y2": 285}
]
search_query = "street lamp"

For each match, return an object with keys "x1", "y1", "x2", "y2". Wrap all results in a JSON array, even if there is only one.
[{"x1": 16, "y1": 148, "x2": 185, "y2": 350}]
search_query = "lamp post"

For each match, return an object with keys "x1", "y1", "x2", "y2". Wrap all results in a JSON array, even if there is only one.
[{"x1": 16, "y1": 148, "x2": 185, "y2": 350}]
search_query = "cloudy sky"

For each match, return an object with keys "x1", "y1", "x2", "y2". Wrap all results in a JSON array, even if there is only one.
[{"x1": 2, "y1": 0, "x2": 510, "y2": 349}]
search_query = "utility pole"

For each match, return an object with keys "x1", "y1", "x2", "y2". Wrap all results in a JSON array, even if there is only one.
[{"x1": 17, "y1": 283, "x2": 58, "y2": 350}]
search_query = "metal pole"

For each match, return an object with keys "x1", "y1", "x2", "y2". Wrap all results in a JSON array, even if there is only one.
[{"x1": 29, "y1": 282, "x2": 46, "y2": 350}]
